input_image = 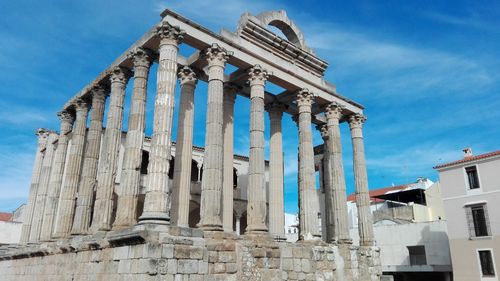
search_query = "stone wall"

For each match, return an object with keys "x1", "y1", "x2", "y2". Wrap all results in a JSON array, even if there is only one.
[{"x1": 0, "y1": 226, "x2": 381, "y2": 281}]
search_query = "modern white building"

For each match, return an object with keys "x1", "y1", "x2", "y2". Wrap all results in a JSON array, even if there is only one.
[
  {"x1": 346, "y1": 178, "x2": 452, "y2": 281},
  {"x1": 435, "y1": 148, "x2": 500, "y2": 281},
  {"x1": 0, "y1": 205, "x2": 24, "y2": 245}
]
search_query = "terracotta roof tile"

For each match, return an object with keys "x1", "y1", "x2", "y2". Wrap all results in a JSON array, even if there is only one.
[
  {"x1": 0, "y1": 212, "x2": 12, "y2": 222},
  {"x1": 347, "y1": 184, "x2": 408, "y2": 203},
  {"x1": 434, "y1": 150, "x2": 500, "y2": 169}
]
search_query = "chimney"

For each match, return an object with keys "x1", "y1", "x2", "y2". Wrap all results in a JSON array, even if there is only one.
[{"x1": 463, "y1": 147, "x2": 473, "y2": 158}]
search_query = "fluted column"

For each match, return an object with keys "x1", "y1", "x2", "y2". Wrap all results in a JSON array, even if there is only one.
[
  {"x1": 325, "y1": 103, "x2": 351, "y2": 244},
  {"x1": 171, "y1": 66, "x2": 198, "y2": 227},
  {"x1": 20, "y1": 129, "x2": 48, "y2": 244},
  {"x1": 71, "y1": 86, "x2": 108, "y2": 235},
  {"x1": 53, "y1": 98, "x2": 90, "y2": 238},
  {"x1": 29, "y1": 131, "x2": 58, "y2": 242},
  {"x1": 138, "y1": 22, "x2": 184, "y2": 224},
  {"x1": 318, "y1": 124, "x2": 334, "y2": 242},
  {"x1": 199, "y1": 44, "x2": 232, "y2": 231},
  {"x1": 349, "y1": 113, "x2": 374, "y2": 246},
  {"x1": 222, "y1": 83, "x2": 237, "y2": 232},
  {"x1": 113, "y1": 48, "x2": 153, "y2": 229},
  {"x1": 91, "y1": 67, "x2": 130, "y2": 231},
  {"x1": 40, "y1": 111, "x2": 75, "y2": 241},
  {"x1": 266, "y1": 102, "x2": 286, "y2": 238},
  {"x1": 295, "y1": 89, "x2": 321, "y2": 240},
  {"x1": 247, "y1": 65, "x2": 269, "y2": 234}
]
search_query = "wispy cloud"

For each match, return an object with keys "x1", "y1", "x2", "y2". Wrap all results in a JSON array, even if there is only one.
[
  {"x1": 423, "y1": 11, "x2": 500, "y2": 33},
  {"x1": 305, "y1": 24, "x2": 494, "y2": 101}
]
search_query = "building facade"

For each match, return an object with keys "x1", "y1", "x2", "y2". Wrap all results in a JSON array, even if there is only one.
[{"x1": 435, "y1": 148, "x2": 500, "y2": 281}]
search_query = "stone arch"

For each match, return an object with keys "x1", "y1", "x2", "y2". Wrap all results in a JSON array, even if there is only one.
[{"x1": 254, "y1": 10, "x2": 308, "y2": 51}]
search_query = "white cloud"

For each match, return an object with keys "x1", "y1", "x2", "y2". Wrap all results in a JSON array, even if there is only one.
[{"x1": 305, "y1": 24, "x2": 494, "y2": 99}]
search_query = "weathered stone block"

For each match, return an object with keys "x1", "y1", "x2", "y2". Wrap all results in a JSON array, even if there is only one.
[
  {"x1": 218, "y1": 251, "x2": 236, "y2": 263},
  {"x1": 162, "y1": 245, "x2": 174, "y2": 259},
  {"x1": 177, "y1": 260, "x2": 199, "y2": 274},
  {"x1": 174, "y1": 245, "x2": 191, "y2": 259}
]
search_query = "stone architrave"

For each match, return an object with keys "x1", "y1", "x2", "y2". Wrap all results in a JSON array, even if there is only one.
[
  {"x1": 222, "y1": 83, "x2": 237, "y2": 233},
  {"x1": 53, "y1": 98, "x2": 90, "y2": 238},
  {"x1": 138, "y1": 22, "x2": 184, "y2": 224},
  {"x1": 171, "y1": 66, "x2": 198, "y2": 227},
  {"x1": 267, "y1": 102, "x2": 286, "y2": 238},
  {"x1": 20, "y1": 129, "x2": 48, "y2": 243},
  {"x1": 28, "y1": 131, "x2": 58, "y2": 242},
  {"x1": 71, "y1": 85, "x2": 108, "y2": 235},
  {"x1": 40, "y1": 110, "x2": 75, "y2": 241},
  {"x1": 91, "y1": 67, "x2": 130, "y2": 231},
  {"x1": 349, "y1": 113, "x2": 375, "y2": 246},
  {"x1": 246, "y1": 65, "x2": 269, "y2": 234},
  {"x1": 295, "y1": 89, "x2": 321, "y2": 240},
  {"x1": 325, "y1": 102, "x2": 351, "y2": 244},
  {"x1": 199, "y1": 44, "x2": 232, "y2": 231},
  {"x1": 113, "y1": 48, "x2": 153, "y2": 229}
]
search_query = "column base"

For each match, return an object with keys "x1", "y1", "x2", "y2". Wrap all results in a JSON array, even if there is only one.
[
  {"x1": 200, "y1": 224, "x2": 223, "y2": 232},
  {"x1": 137, "y1": 211, "x2": 170, "y2": 225}
]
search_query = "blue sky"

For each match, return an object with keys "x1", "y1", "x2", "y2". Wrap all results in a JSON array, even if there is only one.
[{"x1": 1, "y1": 0, "x2": 499, "y2": 213}]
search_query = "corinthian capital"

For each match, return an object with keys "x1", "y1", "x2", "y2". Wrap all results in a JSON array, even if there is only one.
[
  {"x1": 295, "y1": 88, "x2": 314, "y2": 108},
  {"x1": 110, "y1": 66, "x2": 131, "y2": 85},
  {"x1": 203, "y1": 44, "x2": 232, "y2": 67},
  {"x1": 178, "y1": 66, "x2": 198, "y2": 86},
  {"x1": 325, "y1": 102, "x2": 345, "y2": 121},
  {"x1": 317, "y1": 124, "x2": 329, "y2": 140},
  {"x1": 129, "y1": 47, "x2": 153, "y2": 69},
  {"x1": 57, "y1": 110, "x2": 75, "y2": 124},
  {"x1": 156, "y1": 21, "x2": 185, "y2": 44},
  {"x1": 73, "y1": 98, "x2": 90, "y2": 113},
  {"x1": 248, "y1": 65, "x2": 269, "y2": 86},
  {"x1": 265, "y1": 101, "x2": 287, "y2": 119},
  {"x1": 90, "y1": 84, "x2": 109, "y2": 102},
  {"x1": 223, "y1": 83, "x2": 239, "y2": 103},
  {"x1": 348, "y1": 113, "x2": 367, "y2": 129}
]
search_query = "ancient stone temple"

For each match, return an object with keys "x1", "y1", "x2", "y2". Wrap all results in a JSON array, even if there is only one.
[{"x1": 0, "y1": 9, "x2": 381, "y2": 281}]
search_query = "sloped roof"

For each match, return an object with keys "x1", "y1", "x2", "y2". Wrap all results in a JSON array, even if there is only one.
[
  {"x1": 347, "y1": 184, "x2": 408, "y2": 203},
  {"x1": 0, "y1": 212, "x2": 12, "y2": 222},
  {"x1": 434, "y1": 150, "x2": 500, "y2": 169}
]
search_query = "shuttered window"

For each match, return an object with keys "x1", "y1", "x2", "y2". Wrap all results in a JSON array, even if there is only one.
[{"x1": 466, "y1": 204, "x2": 491, "y2": 238}]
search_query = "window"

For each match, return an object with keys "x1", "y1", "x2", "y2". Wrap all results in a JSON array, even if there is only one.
[
  {"x1": 478, "y1": 250, "x2": 495, "y2": 277},
  {"x1": 407, "y1": 246, "x2": 427, "y2": 265},
  {"x1": 465, "y1": 166, "x2": 480, "y2": 189},
  {"x1": 466, "y1": 204, "x2": 491, "y2": 238}
]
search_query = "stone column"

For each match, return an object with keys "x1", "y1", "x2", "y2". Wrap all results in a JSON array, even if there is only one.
[
  {"x1": 349, "y1": 113, "x2": 374, "y2": 246},
  {"x1": 235, "y1": 215, "x2": 241, "y2": 235},
  {"x1": 199, "y1": 44, "x2": 231, "y2": 231},
  {"x1": 246, "y1": 65, "x2": 269, "y2": 234},
  {"x1": 91, "y1": 67, "x2": 130, "y2": 231},
  {"x1": 171, "y1": 66, "x2": 198, "y2": 227},
  {"x1": 29, "y1": 131, "x2": 58, "y2": 242},
  {"x1": 295, "y1": 89, "x2": 321, "y2": 239},
  {"x1": 266, "y1": 102, "x2": 286, "y2": 238},
  {"x1": 71, "y1": 86, "x2": 108, "y2": 235},
  {"x1": 138, "y1": 22, "x2": 184, "y2": 224},
  {"x1": 53, "y1": 98, "x2": 90, "y2": 238},
  {"x1": 20, "y1": 129, "x2": 48, "y2": 244},
  {"x1": 113, "y1": 48, "x2": 153, "y2": 229},
  {"x1": 318, "y1": 124, "x2": 334, "y2": 242},
  {"x1": 325, "y1": 103, "x2": 351, "y2": 244},
  {"x1": 40, "y1": 111, "x2": 75, "y2": 241},
  {"x1": 222, "y1": 83, "x2": 237, "y2": 232}
]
